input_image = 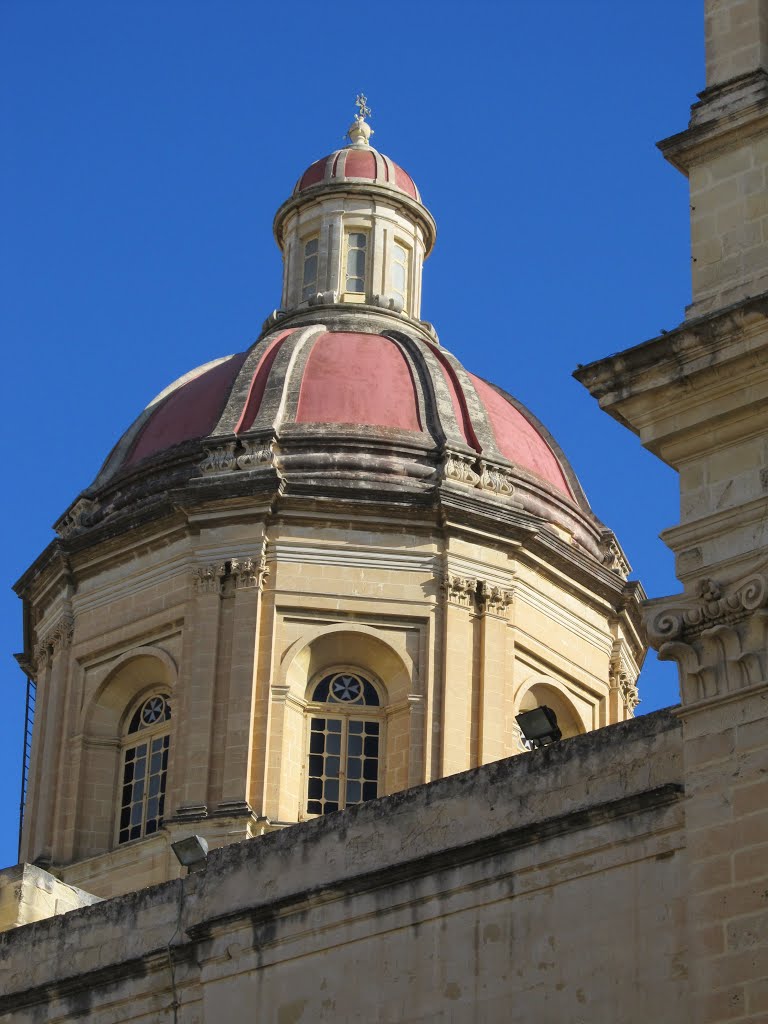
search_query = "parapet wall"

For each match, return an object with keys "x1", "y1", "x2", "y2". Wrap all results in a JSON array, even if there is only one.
[{"x1": 0, "y1": 709, "x2": 686, "y2": 1023}]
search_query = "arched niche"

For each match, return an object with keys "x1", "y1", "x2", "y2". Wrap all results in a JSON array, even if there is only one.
[
  {"x1": 267, "y1": 625, "x2": 417, "y2": 821},
  {"x1": 279, "y1": 624, "x2": 415, "y2": 705},
  {"x1": 516, "y1": 678, "x2": 588, "y2": 741},
  {"x1": 76, "y1": 646, "x2": 177, "y2": 858}
]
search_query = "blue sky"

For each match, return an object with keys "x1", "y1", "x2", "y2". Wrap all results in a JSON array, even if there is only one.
[{"x1": 0, "y1": 0, "x2": 702, "y2": 867}]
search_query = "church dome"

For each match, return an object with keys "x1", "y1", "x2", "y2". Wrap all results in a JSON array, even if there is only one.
[
  {"x1": 294, "y1": 147, "x2": 421, "y2": 202},
  {"x1": 55, "y1": 97, "x2": 622, "y2": 570}
]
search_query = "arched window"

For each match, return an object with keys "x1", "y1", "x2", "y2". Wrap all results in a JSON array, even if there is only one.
[
  {"x1": 305, "y1": 670, "x2": 383, "y2": 816},
  {"x1": 117, "y1": 693, "x2": 171, "y2": 845}
]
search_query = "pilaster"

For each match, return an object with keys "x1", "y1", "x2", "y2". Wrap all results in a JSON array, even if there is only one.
[
  {"x1": 477, "y1": 584, "x2": 514, "y2": 764},
  {"x1": 439, "y1": 573, "x2": 476, "y2": 776}
]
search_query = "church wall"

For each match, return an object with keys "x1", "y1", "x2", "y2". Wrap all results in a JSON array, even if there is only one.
[{"x1": 0, "y1": 711, "x2": 686, "y2": 1024}]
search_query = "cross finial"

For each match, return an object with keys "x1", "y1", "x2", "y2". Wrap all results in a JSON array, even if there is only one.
[{"x1": 347, "y1": 93, "x2": 373, "y2": 147}]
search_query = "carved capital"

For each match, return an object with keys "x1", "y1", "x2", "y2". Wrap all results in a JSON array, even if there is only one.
[
  {"x1": 600, "y1": 531, "x2": 631, "y2": 580},
  {"x1": 610, "y1": 669, "x2": 640, "y2": 715},
  {"x1": 231, "y1": 556, "x2": 270, "y2": 591},
  {"x1": 478, "y1": 582, "x2": 514, "y2": 616},
  {"x1": 440, "y1": 572, "x2": 477, "y2": 607},
  {"x1": 192, "y1": 563, "x2": 226, "y2": 594},
  {"x1": 648, "y1": 573, "x2": 768, "y2": 706},
  {"x1": 34, "y1": 612, "x2": 74, "y2": 669}
]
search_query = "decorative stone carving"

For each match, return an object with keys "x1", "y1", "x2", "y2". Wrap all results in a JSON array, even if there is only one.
[
  {"x1": 443, "y1": 453, "x2": 480, "y2": 487},
  {"x1": 192, "y1": 564, "x2": 226, "y2": 594},
  {"x1": 479, "y1": 582, "x2": 514, "y2": 616},
  {"x1": 57, "y1": 498, "x2": 97, "y2": 538},
  {"x1": 610, "y1": 669, "x2": 640, "y2": 715},
  {"x1": 647, "y1": 573, "x2": 768, "y2": 705},
  {"x1": 443, "y1": 453, "x2": 516, "y2": 498},
  {"x1": 600, "y1": 531, "x2": 631, "y2": 580},
  {"x1": 440, "y1": 573, "x2": 477, "y2": 607},
  {"x1": 230, "y1": 556, "x2": 270, "y2": 591},
  {"x1": 236, "y1": 441, "x2": 274, "y2": 471},
  {"x1": 479, "y1": 463, "x2": 515, "y2": 497},
  {"x1": 199, "y1": 442, "x2": 238, "y2": 476},
  {"x1": 34, "y1": 612, "x2": 74, "y2": 668}
]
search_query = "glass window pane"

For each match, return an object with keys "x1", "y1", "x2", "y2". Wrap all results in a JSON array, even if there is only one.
[
  {"x1": 302, "y1": 254, "x2": 318, "y2": 285},
  {"x1": 346, "y1": 781, "x2": 362, "y2": 804},
  {"x1": 307, "y1": 800, "x2": 322, "y2": 815},
  {"x1": 364, "y1": 736, "x2": 379, "y2": 758},
  {"x1": 311, "y1": 717, "x2": 326, "y2": 730},
  {"x1": 349, "y1": 233, "x2": 367, "y2": 248},
  {"x1": 325, "y1": 756, "x2": 340, "y2": 778},
  {"x1": 327, "y1": 719, "x2": 342, "y2": 733},
  {"x1": 394, "y1": 244, "x2": 406, "y2": 262},
  {"x1": 346, "y1": 757, "x2": 362, "y2": 780},
  {"x1": 392, "y1": 264, "x2": 405, "y2": 292},
  {"x1": 363, "y1": 782, "x2": 377, "y2": 801},
  {"x1": 308, "y1": 778, "x2": 322, "y2": 799},
  {"x1": 326, "y1": 733, "x2": 341, "y2": 755},
  {"x1": 346, "y1": 278, "x2": 365, "y2": 293},
  {"x1": 348, "y1": 721, "x2": 363, "y2": 734},
  {"x1": 310, "y1": 732, "x2": 325, "y2": 753},
  {"x1": 324, "y1": 778, "x2": 339, "y2": 802},
  {"x1": 308, "y1": 755, "x2": 323, "y2": 777},
  {"x1": 348, "y1": 734, "x2": 363, "y2": 756},
  {"x1": 348, "y1": 250, "x2": 366, "y2": 276},
  {"x1": 305, "y1": 237, "x2": 318, "y2": 256},
  {"x1": 363, "y1": 759, "x2": 378, "y2": 781},
  {"x1": 365, "y1": 722, "x2": 380, "y2": 735},
  {"x1": 325, "y1": 801, "x2": 339, "y2": 813}
]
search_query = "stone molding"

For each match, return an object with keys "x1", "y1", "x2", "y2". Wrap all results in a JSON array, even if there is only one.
[
  {"x1": 648, "y1": 573, "x2": 768, "y2": 705},
  {"x1": 440, "y1": 573, "x2": 476, "y2": 607},
  {"x1": 34, "y1": 612, "x2": 74, "y2": 668},
  {"x1": 56, "y1": 497, "x2": 97, "y2": 539},
  {"x1": 478, "y1": 582, "x2": 515, "y2": 616},
  {"x1": 192, "y1": 556, "x2": 270, "y2": 595}
]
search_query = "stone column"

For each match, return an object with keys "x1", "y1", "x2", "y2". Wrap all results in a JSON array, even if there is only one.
[
  {"x1": 215, "y1": 556, "x2": 269, "y2": 817},
  {"x1": 170, "y1": 564, "x2": 223, "y2": 820},
  {"x1": 439, "y1": 573, "x2": 476, "y2": 776},
  {"x1": 649, "y1": 576, "x2": 768, "y2": 1023},
  {"x1": 477, "y1": 584, "x2": 514, "y2": 765}
]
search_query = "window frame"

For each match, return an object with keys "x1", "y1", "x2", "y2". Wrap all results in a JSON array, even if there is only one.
[
  {"x1": 301, "y1": 667, "x2": 386, "y2": 819},
  {"x1": 389, "y1": 239, "x2": 410, "y2": 309},
  {"x1": 301, "y1": 235, "x2": 320, "y2": 302},
  {"x1": 114, "y1": 692, "x2": 171, "y2": 847},
  {"x1": 343, "y1": 229, "x2": 369, "y2": 301}
]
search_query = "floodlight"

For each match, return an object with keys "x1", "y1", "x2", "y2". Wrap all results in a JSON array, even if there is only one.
[
  {"x1": 516, "y1": 706, "x2": 562, "y2": 748},
  {"x1": 171, "y1": 835, "x2": 209, "y2": 872}
]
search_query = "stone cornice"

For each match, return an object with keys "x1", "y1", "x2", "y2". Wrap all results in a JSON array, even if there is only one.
[
  {"x1": 574, "y1": 292, "x2": 768, "y2": 446},
  {"x1": 658, "y1": 69, "x2": 768, "y2": 175}
]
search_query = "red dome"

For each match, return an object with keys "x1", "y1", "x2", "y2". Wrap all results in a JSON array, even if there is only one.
[
  {"x1": 294, "y1": 146, "x2": 420, "y2": 202},
  {"x1": 110, "y1": 328, "x2": 574, "y2": 502}
]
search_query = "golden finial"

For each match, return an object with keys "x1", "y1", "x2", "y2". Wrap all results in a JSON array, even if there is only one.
[{"x1": 347, "y1": 93, "x2": 373, "y2": 147}]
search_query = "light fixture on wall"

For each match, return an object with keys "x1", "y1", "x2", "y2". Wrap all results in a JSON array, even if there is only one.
[
  {"x1": 516, "y1": 706, "x2": 562, "y2": 749},
  {"x1": 171, "y1": 835, "x2": 209, "y2": 873}
]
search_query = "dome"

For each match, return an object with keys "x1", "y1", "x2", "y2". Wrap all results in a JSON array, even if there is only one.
[
  {"x1": 65, "y1": 317, "x2": 608, "y2": 559},
  {"x1": 294, "y1": 146, "x2": 421, "y2": 202}
]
